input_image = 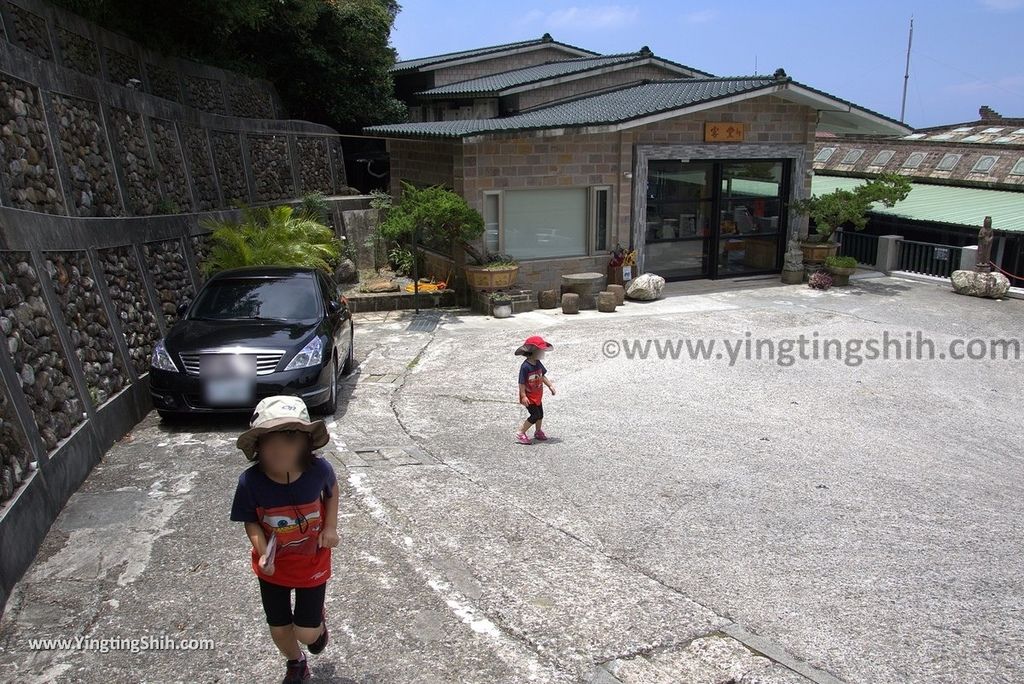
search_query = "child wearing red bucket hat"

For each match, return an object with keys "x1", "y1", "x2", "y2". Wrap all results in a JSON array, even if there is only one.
[{"x1": 514, "y1": 335, "x2": 556, "y2": 444}]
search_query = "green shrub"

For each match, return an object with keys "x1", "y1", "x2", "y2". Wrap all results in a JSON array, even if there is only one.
[
  {"x1": 378, "y1": 182, "x2": 486, "y2": 263},
  {"x1": 794, "y1": 173, "x2": 911, "y2": 241},
  {"x1": 825, "y1": 255, "x2": 858, "y2": 269},
  {"x1": 298, "y1": 192, "x2": 330, "y2": 223},
  {"x1": 201, "y1": 205, "x2": 341, "y2": 275},
  {"x1": 387, "y1": 245, "x2": 414, "y2": 276}
]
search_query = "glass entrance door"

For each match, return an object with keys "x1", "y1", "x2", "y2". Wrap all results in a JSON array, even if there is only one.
[
  {"x1": 645, "y1": 161, "x2": 714, "y2": 279},
  {"x1": 644, "y1": 159, "x2": 789, "y2": 280}
]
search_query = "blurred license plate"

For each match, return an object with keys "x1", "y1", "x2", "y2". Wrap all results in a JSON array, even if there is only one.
[{"x1": 201, "y1": 354, "x2": 255, "y2": 406}]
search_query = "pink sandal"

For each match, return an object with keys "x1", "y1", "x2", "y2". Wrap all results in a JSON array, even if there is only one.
[
  {"x1": 515, "y1": 432, "x2": 531, "y2": 445},
  {"x1": 533, "y1": 430, "x2": 548, "y2": 441}
]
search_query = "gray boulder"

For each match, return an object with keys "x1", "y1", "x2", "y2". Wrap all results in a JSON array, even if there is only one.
[
  {"x1": 625, "y1": 273, "x2": 666, "y2": 301},
  {"x1": 950, "y1": 270, "x2": 1010, "y2": 299},
  {"x1": 334, "y1": 258, "x2": 357, "y2": 284}
]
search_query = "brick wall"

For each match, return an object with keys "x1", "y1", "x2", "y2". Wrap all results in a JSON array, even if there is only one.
[
  {"x1": 512, "y1": 63, "x2": 683, "y2": 112},
  {"x1": 388, "y1": 139, "x2": 461, "y2": 195},
  {"x1": 431, "y1": 47, "x2": 582, "y2": 86},
  {"x1": 391, "y1": 95, "x2": 817, "y2": 292}
]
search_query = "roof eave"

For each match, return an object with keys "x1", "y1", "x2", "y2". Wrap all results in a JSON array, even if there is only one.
[
  {"x1": 777, "y1": 84, "x2": 912, "y2": 136},
  {"x1": 392, "y1": 41, "x2": 598, "y2": 75}
]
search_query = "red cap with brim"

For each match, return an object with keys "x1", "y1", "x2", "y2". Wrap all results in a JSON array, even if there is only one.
[{"x1": 514, "y1": 335, "x2": 553, "y2": 356}]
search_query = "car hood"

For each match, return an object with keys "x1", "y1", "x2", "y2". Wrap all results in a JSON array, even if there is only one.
[{"x1": 164, "y1": 318, "x2": 319, "y2": 353}]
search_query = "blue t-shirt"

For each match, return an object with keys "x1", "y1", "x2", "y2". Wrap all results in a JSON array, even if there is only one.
[{"x1": 230, "y1": 455, "x2": 337, "y2": 587}]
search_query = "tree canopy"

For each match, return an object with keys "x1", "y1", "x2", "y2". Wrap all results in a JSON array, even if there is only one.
[
  {"x1": 794, "y1": 173, "x2": 912, "y2": 241},
  {"x1": 55, "y1": 0, "x2": 405, "y2": 132}
]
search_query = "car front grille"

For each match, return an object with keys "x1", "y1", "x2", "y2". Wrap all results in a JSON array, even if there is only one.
[{"x1": 178, "y1": 350, "x2": 286, "y2": 377}]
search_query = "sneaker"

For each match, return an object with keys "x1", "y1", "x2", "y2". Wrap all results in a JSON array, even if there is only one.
[
  {"x1": 308, "y1": 609, "x2": 329, "y2": 655},
  {"x1": 283, "y1": 655, "x2": 310, "y2": 683},
  {"x1": 515, "y1": 432, "x2": 531, "y2": 445},
  {"x1": 534, "y1": 430, "x2": 548, "y2": 441}
]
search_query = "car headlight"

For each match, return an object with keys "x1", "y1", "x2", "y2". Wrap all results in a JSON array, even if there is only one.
[
  {"x1": 284, "y1": 336, "x2": 324, "y2": 370},
  {"x1": 151, "y1": 340, "x2": 179, "y2": 372}
]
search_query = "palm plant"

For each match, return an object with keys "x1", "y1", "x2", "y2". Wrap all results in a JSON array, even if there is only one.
[{"x1": 201, "y1": 205, "x2": 342, "y2": 275}]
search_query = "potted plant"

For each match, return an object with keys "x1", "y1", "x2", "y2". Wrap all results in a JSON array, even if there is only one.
[
  {"x1": 490, "y1": 292, "x2": 513, "y2": 318},
  {"x1": 793, "y1": 173, "x2": 910, "y2": 265},
  {"x1": 464, "y1": 253, "x2": 519, "y2": 291},
  {"x1": 378, "y1": 183, "x2": 513, "y2": 290},
  {"x1": 808, "y1": 269, "x2": 833, "y2": 290},
  {"x1": 824, "y1": 255, "x2": 857, "y2": 286}
]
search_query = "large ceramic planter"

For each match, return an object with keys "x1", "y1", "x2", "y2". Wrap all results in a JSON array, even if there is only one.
[
  {"x1": 827, "y1": 265, "x2": 856, "y2": 286},
  {"x1": 800, "y1": 240, "x2": 838, "y2": 264},
  {"x1": 464, "y1": 264, "x2": 519, "y2": 291},
  {"x1": 492, "y1": 303, "x2": 512, "y2": 318}
]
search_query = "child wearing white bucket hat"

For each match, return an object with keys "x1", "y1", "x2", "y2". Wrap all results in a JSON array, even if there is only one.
[{"x1": 230, "y1": 395, "x2": 339, "y2": 683}]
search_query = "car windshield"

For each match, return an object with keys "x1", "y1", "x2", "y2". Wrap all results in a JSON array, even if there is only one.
[{"x1": 189, "y1": 277, "x2": 320, "y2": 321}]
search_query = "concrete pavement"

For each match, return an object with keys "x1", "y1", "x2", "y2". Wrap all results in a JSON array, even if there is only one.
[{"x1": 1, "y1": 274, "x2": 1022, "y2": 683}]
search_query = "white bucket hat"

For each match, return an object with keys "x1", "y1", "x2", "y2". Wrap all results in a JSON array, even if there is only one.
[{"x1": 236, "y1": 395, "x2": 329, "y2": 461}]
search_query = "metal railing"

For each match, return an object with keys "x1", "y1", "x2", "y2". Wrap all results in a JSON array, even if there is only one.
[
  {"x1": 838, "y1": 231, "x2": 880, "y2": 267},
  {"x1": 897, "y1": 239, "x2": 962, "y2": 278}
]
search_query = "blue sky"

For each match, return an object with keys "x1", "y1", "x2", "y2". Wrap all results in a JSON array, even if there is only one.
[{"x1": 391, "y1": 0, "x2": 1024, "y2": 128}]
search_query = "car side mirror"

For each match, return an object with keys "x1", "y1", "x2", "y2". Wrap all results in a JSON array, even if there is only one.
[
  {"x1": 176, "y1": 301, "x2": 190, "y2": 317},
  {"x1": 328, "y1": 300, "x2": 342, "y2": 315}
]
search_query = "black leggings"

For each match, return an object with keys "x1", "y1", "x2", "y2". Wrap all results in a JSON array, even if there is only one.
[
  {"x1": 526, "y1": 403, "x2": 544, "y2": 424},
  {"x1": 258, "y1": 578, "x2": 327, "y2": 628}
]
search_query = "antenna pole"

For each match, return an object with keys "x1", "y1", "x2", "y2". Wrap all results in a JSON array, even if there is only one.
[{"x1": 900, "y1": 17, "x2": 914, "y2": 123}]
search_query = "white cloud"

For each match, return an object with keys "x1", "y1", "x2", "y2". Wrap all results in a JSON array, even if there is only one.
[
  {"x1": 684, "y1": 8, "x2": 717, "y2": 23},
  {"x1": 520, "y1": 5, "x2": 639, "y2": 30},
  {"x1": 978, "y1": 0, "x2": 1024, "y2": 10}
]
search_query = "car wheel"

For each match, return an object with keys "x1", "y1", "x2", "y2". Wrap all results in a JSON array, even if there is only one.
[
  {"x1": 342, "y1": 326, "x2": 355, "y2": 375},
  {"x1": 316, "y1": 361, "x2": 338, "y2": 415}
]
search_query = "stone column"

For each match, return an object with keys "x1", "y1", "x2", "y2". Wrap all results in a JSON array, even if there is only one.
[
  {"x1": 959, "y1": 245, "x2": 978, "y2": 272},
  {"x1": 876, "y1": 235, "x2": 904, "y2": 275}
]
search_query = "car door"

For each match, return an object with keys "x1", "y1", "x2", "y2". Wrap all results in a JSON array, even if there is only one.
[{"x1": 317, "y1": 271, "x2": 349, "y2": 363}]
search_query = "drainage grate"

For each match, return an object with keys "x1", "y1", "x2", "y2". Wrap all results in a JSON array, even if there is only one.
[{"x1": 405, "y1": 314, "x2": 441, "y2": 333}]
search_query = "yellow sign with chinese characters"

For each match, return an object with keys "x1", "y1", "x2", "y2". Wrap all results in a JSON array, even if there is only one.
[{"x1": 704, "y1": 122, "x2": 745, "y2": 142}]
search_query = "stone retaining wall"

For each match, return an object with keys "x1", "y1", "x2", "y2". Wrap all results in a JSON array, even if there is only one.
[
  {"x1": 0, "y1": 0, "x2": 350, "y2": 221},
  {"x1": 0, "y1": 195, "x2": 374, "y2": 614}
]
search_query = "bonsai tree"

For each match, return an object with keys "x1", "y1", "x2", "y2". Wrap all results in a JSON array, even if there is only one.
[
  {"x1": 793, "y1": 173, "x2": 911, "y2": 242},
  {"x1": 201, "y1": 205, "x2": 342, "y2": 275},
  {"x1": 378, "y1": 182, "x2": 487, "y2": 264}
]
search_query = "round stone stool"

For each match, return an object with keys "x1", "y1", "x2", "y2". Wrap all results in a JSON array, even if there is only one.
[
  {"x1": 538, "y1": 289, "x2": 558, "y2": 309},
  {"x1": 606, "y1": 284, "x2": 625, "y2": 306},
  {"x1": 560, "y1": 272, "x2": 606, "y2": 309},
  {"x1": 561, "y1": 292, "x2": 580, "y2": 314},
  {"x1": 597, "y1": 291, "x2": 617, "y2": 312}
]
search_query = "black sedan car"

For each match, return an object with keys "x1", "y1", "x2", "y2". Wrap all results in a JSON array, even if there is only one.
[{"x1": 149, "y1": 266, "x2": 354, "y2": 418}]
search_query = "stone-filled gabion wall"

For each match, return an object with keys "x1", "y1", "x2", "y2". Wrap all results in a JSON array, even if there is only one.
[
  {"x1": 110, "y1": 108, "x2": 159, "y2": 216},
  {"x1": 149, "y1": 118, "x2": 192, "y2": 212},
  {"x1": 99, "y1": 246, "x2": 158, "y2": 375},
  {"x1": 103, "y1": 47, "x2": 141, "y2": 89},
  {"x1": 297, "y1": 136, "x2": 332, "y2": 195},
  {"x1": 182, "y1": 126, "x2": 217, "y2": 211},
  {"x1": 189, "y1": 232, "x2": 211, "y2": 284},
  {"x1": 210, "y1": 131, "x2": 247, "y2": 206},
  {"x1": 142, "y1": 239, "x2": 194, "y2": 328},
  {"x1": 227, "y1": 79, "x2": 274, "y2": 119},
  {"x1": 43, "y1": 251, "x2": 126, "y2": 405},
  {"x1": 0, "y1": 252, "x2": 84, "y2": 452},
  {"x1": 0, "y1": 75, "x2": 64, "y2": 214},
  {"x1": 145, "y1": 63, "x2": 181, "y2": 103},
  {"x1": 6, "y1": 4, "x2": 51, "y2": 61},
  {"x1": 52, "y1": 94, "x2": 123, "y2": 217},
  {"x1": 329, "y1": 138, "x2": 348, "y2": 192},
  {"x1": 56, "y1": 27, "x2": 100, "y2": 77},
  {"x1": 184, "y1": 75, "x2": 226, "y2": 115},
  {"x1": 249, "y1": 134, "x2": 293, "y2": 202},
  {"x1": 0, "y1": 379, "x2": 30, "y2": 505}
]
